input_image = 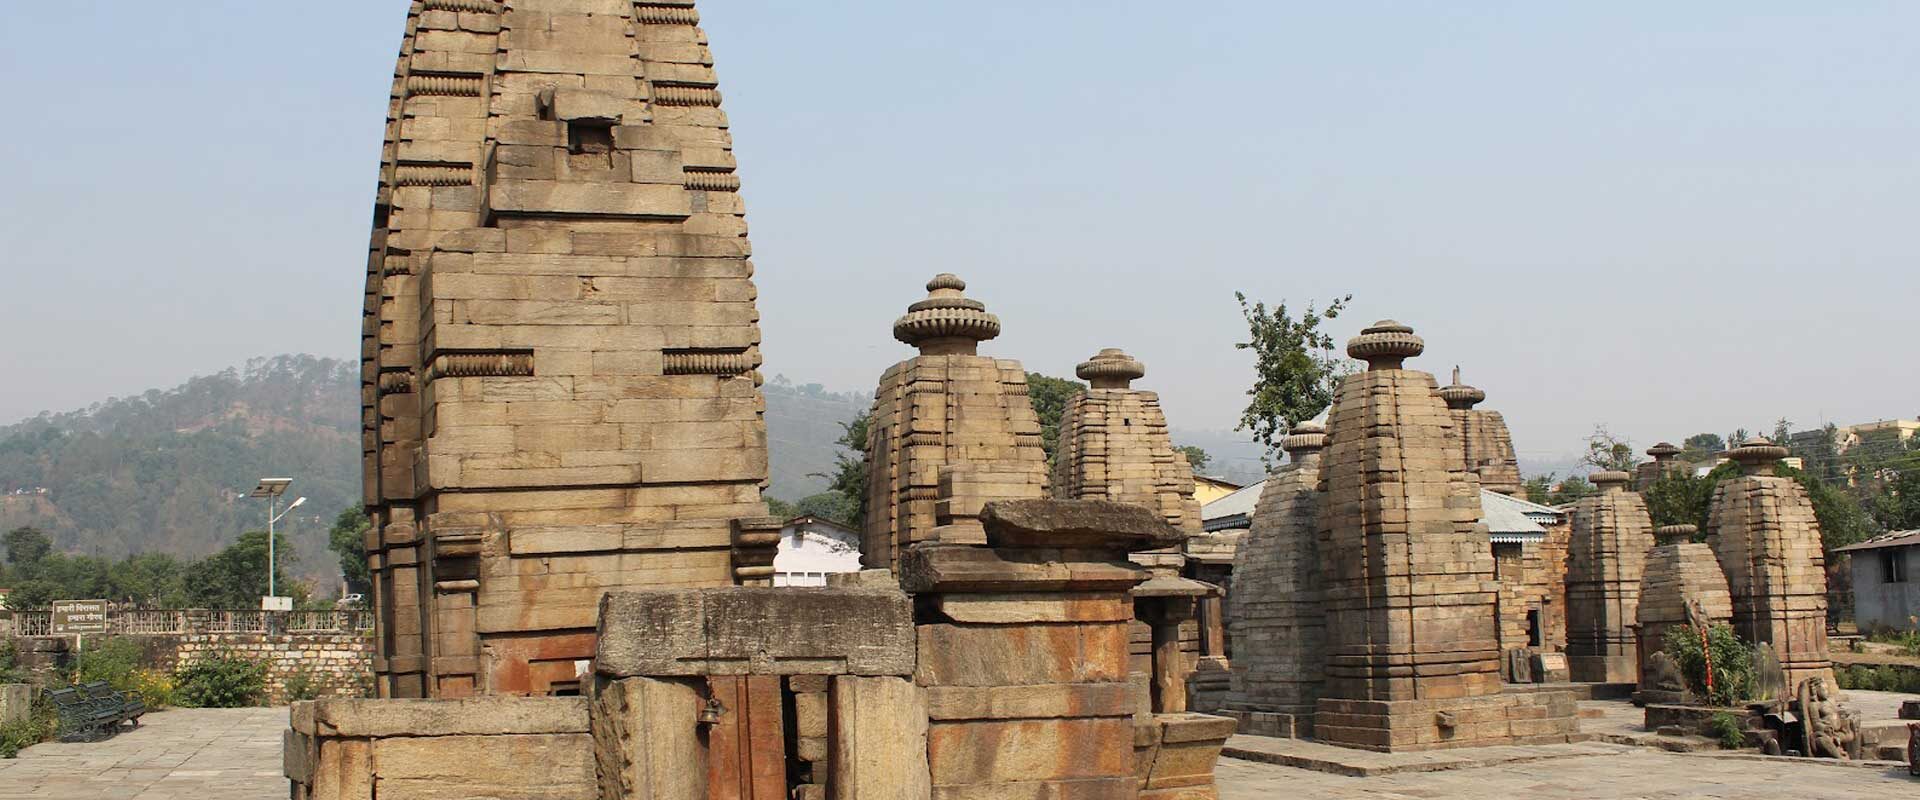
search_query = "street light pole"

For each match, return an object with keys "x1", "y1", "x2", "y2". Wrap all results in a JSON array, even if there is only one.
[{"x1": 250, "y1": 478, "x2": 301, "y2": 608}]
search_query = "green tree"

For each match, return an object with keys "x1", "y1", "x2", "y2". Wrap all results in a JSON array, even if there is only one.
[
  {"x1": 1644, "y1": 471, "x2": 1717, "y2": 530},
  {"x1": 1025, "y1": 373, "x2": 1086, "y2": 466},
  {"x1": 1550, "y1": 475, "x2": 1599, "y2": 505},
  {"x1": 1522, "y1": 474, "x2": 1556, "y2": 506},
  {"x1": 106, "y1": 553, "x2": 189, "y2": 607},
  {"x1": 794, "y1": 492, "x2": 858, "y2": 527},
  {"x1": 3, "y1": 527, "x2": 51, "y2": 568},
  {"x1": 1233, "y1": 292, "x2": 1352, "y2": 466},
  {"x1": 1648, "y1": 461, "x2": 1875, "y2": 554},
  {"x1": 1681, "y1": 433, "x2": 1726, "y2": 461},
  {"x1": 1175, "y1": 445, "x2": 1211, "y2": 474},
  {"x1": 1582, "y1": 425, "x2": 1641, "y2": 473},
  {"x1": 327, "y1": 509, "x2": 372, "y2": 596},
  {"x1": 765, "y1": 496, "x2": 798, "y2": 519},
  {"x1": 1871, "y1": 469, "x2": 1920, "y2": 532},
  {"x1": 185, "y1": 531, "x2": 296, "y2": 609},
  {"x1": 820, "y1": 412, "x2": 870, "y2": 530}
]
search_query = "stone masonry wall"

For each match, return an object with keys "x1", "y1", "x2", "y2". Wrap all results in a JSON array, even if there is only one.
[{"x1": 9, "y1": 632, "x2": 373, "y2": 705}]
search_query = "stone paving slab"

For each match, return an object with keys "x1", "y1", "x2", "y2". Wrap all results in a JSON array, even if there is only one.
[
  {"x1": 1223, "y1": 733, "x2": 1627, "y2": 776},
  {"x1": 1219, "y1": 749, "x2": 1920, "y2": 799},
  {"x1": 0, "y1": 707, "x2": 286, "y2": 800}
]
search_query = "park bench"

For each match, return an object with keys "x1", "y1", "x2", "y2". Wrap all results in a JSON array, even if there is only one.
[
  {"x1": 79, "y1": 681, "x2": 145, "y2": 729},
  {"x1": 42, "y1": 687, "x2": 121, "y2": 742}
]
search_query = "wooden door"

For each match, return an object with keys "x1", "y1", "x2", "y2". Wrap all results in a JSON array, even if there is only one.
[{"x1": 705, "y1": 676, "x2": 787, "y2": 800}]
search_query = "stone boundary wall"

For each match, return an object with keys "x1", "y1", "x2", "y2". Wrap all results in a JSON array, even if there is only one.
[{"x1": 7, "y1": 632, "x2": 373, "y2": 704}]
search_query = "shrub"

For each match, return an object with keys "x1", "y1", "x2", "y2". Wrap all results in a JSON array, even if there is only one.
[
  {"x1": 283, "y1": 669, "x2": 321, "y2": 703},
  {"x1": 0, "y1": 640, "x2": 27, "y2": 684},
  {"x1": 128, "y1": 668, "x2": 175, "y2": 709},
  {"x1": 1663, "y1": 624, "x2": 1755, "y2": 707},
  {"x1": 74, "y1": 637, "x2": 146, "y2": 694},
  {"x1": 0, "y1": 698, "x2": 56, "y2": 759},
  {"x1": 1835, "y1": 663, "x2": 1920, "y2": 694},
  {"x1": 1867, "y1": 628, "x2": 1920, "y2": 658},
  {"x1": 1708, "y1": 711, "x2": 1746, "y2": 750},
  {"x1": 173, "y1": 653, "x2": 268, "y2": 708}
]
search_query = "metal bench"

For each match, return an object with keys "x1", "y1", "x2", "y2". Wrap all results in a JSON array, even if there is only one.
[
  {"x1": 78, "y1": 681, "x2": 145, "y2": 729},
  {"x1": 42, "y1": 687, "x2": 121, "y2": 742}
]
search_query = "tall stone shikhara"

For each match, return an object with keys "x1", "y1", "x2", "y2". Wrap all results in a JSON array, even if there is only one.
[
  {"x1": 862, "y1": 275, "x2": 1049, "y2": 572},
  {"x1": 1226, "y1": 422, "x2": 1326, "y2": 739},
  {"x1": 1314, "y1": 321, "x2": 1577, "y2": 751},
  {"x1": 1438, "y1": 367, "x2": 1523, "y2": 495},
  {"x1": 1709, "y1": 438, "x2": 1835, "y2": 689},
  {"x1": 1564, "y1": 470, "x2": 1656, "y2": 684},
  {"x1": 359, "y1": 0, "x2": 771, "y2": 698}
]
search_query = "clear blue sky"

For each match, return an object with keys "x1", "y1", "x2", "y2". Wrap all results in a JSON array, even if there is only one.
[{"x1": 2, "y1": 2, "x2": 1915, "y2": 468}]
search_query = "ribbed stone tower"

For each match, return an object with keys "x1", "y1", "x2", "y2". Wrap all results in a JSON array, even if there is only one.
[
  {"x1": 1052, "y1": 349, "x2": 1202, "y2": 535},
  {"x1": 1314, "y1": 321, "x2": 1575, "y2": 751},
  {"x1": 1225, "y1": 423, "x2": 1327, "y2": 739},
  {"x1": 1439, "y1": 367, "x2": 1524, "y2": 495},
  {"x1": 1635, "y1": 442, "x2": 1688, "y2": 491},
  {"x1": 1565, "y1": 471, "x2": 1656, "y2": 683},
  {"x1": 1708, "y1": 438, "x2": 1835, "y2": 689},
  {"x1": 358, "y1": 0, "x2": 772, "y2": 698},
  {"x1": 1634, "y1": 524, "x2": 1733, "y2": 691},
  {"x1": 862, "y1": 275, "x2": 1048, "y2": 572}
]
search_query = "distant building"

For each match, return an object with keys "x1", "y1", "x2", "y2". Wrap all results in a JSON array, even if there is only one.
[
  {"x1": 1835, "y1": 530, "x2": 1920, "y2": 632},
  {"x1": 1191, "y1": 475, "x2": 1244, "y2": 507},
  {"x1": 773, "y1": 516, "x2": 863, "y2": 587}
]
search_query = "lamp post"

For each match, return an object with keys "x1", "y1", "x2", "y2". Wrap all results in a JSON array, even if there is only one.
[{"x1": 249, "y1": 478, "x2": 305, "y2": 605}]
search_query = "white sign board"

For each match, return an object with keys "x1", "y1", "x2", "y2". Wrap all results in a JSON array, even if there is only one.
[
  {"x1": 51, "y1": 600, "x2": 109, "y2": 634},
  {"x1": 261, "y1": 596, "x2": 294, "y2": 612}
]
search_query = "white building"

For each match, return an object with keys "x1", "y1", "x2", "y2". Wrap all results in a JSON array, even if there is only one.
[{"x1": 773, "y1": 516, "x2": 864, "y2": 587}]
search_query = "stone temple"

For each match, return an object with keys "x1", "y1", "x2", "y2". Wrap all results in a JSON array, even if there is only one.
[
  {"x1": 359, "y1": 0, "x2": 772, "y2": 698},
  {"x1": 1708, "y1": 438, "x2": 1835, "y2": 689}
]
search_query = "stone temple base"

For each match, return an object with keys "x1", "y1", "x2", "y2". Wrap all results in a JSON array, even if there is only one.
[
  {"x1": 1314, "y1": 690, "x2": 1581, "y2": 752},
  {"x1": 1219, "y1": 707, "x2": 1313, "y2": 740},
  {"x1": 1570, "y1": 654, "x2": 1639, "y2": 685}
]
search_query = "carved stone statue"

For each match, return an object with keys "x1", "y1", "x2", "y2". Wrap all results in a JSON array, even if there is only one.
[
  {"x1": 1799, "y1": 676, "x2": 1860, "y2": 760},
  {"x1": 1646, "y1": 651, "x2": 1687, "y2": 693}
]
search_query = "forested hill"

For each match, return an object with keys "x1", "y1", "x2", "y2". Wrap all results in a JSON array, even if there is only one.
[{"x1": 0, "y1": 355, "x2": 359, "y2": 585}]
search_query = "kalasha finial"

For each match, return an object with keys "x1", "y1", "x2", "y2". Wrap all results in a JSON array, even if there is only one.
[
  {"x1": 1655, "y1": 523, "x2": 1697, "y2": 546},
  {"x1": 1077, "y1": 348, "x2": 1146, "y2": 389},
  {"x1": 1647, "y1": 442, "x2": 1681, "y2": 461},
  {"x1": 1282, "y1": 421, "x2": 1328, "y2": 461},
  {"x1": 1346, "y1": 320, "x2": 1424, "y2": 371},
  {"x1": 1591, "y1": 471, "x2": 1632, "y2": 491},
  {"x1": 1438, "y1": 365, "x2": 1487, "y2": 410},
  {"x1": 1728, "y1": 437, "x2": 1790, "y2": 476},
  {"x1": 893, "y1": 273, "x2": 1001, "y2": 355}
]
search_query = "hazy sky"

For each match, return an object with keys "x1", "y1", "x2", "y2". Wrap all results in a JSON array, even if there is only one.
[{"x1": 2, "y1": 2, "x2": 1915, "y2": 470}]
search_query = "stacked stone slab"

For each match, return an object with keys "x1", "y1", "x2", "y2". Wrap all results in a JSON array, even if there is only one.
[
  {"x1": 1564, "y1": 471, "x2": 1656, "y2": 684},
  {"x1": 1635, "y1": 442, "x2": 1689, "y2": 491},
  {"x1": 862, "y1": 275, "x2": 1049, "y2": 572},
  {"x1": 1224, "y1": 423, "x2": 1326, "y2": 738},
  {"x1": 1314, "y1": 321, "x2": 1577, "y2": 751},
  {"x1": 1634, "y1": 524, "x2": 1733, "y2": 691},
  {"x1": 1708, "y1": 438, "x2": 1835, "y2": 688},
  {"x1": 359, "y1": 0, "x2": 773, "y2": 698},
  {"x1": 1438, "y1": 368, "x2": 1524, "y2": 495}
]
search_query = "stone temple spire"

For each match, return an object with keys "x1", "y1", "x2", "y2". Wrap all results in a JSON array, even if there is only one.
[
  {"x1": 1076, "y1": 348, "x2": 1146, "y2": 389},
  {"x1": 1708, "y1": 437, "x2": 1833, "y2": 688},
  {"x1": 1314, "y1": 320, "x2": 1574, "y2": 750},
  {"x1": 1054, "y1": 347, "x2": 1200, "y2": 533},
  {"x1": 1438, "y1": 366, "x2": 1524, "y2": 496},
  {"x1": 892, "y1": 273, "x2": 1001, "y2": 356},
  {"x1": 1565, "y1": 470, "x2": 1656, "y2": 683},
  {"x1": 1228, "y1": 419, "x2": 1329, "y2": 738}
]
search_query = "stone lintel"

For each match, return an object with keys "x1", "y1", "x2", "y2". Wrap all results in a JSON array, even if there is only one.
[
  {"x1": 303, "y1": 696, "x2": 588, "y2": 738},
  {"x1": 899, "y1": 543, "x2": 1148, "y2": 595},
  {"x1": 980, "y1": 499, "x2": 1186, "y2": 552},
  {"x1": 594, "y1": 587, "x2": 914, "y2": 678}
]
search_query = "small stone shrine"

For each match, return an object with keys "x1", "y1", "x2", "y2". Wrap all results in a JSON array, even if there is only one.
[
  {"x1": 1224, "y1": 423, "x2": 1327, "y2": 738},
  {"x1": 1635, "y1": 442, "x2": 1689, "y2": 491},
  {"x1": 862, "y1": 275, "x2": 1049, "y2": 572},
  {"x1": 1314, "y1": 321, "x2": 1577, "y2": 751},
  {"x1": 1708, "y1": 438, "x2": 1835, "y2": 689},
  {"x1": 1565, "y1": 471, "x2": 1656, "y2": 684},
  {"x1": 1633, "y1": 523, "x2": 1732, "y2": 697}
]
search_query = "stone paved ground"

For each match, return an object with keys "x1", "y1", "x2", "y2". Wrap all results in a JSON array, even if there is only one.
[
  {"x1": 0, "y1": 707, "x2": 284, "y2": 800},
  {"x1": 4, "y1": 706, "x2": 1917, "y2": 799}
]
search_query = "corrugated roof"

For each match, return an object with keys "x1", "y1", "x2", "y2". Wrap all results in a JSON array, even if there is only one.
[
  {"x1": 1834, "y1": 530, "x2": 1920, "y2": 553},
  {"x1": 1200, "y1": 479, "x2": 1266, "y2": 532},
  {"x1": 1480, "y1": 489, "x2": 1548, "y2": 539}
]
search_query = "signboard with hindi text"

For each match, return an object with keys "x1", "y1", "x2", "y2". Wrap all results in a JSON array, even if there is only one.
[{"x1": 51, "y1": 599, "x2": 109, "y2": 635}]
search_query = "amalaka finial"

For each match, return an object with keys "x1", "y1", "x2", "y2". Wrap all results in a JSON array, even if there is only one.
[
  {"x1": 1655, "y1": 524, "x2": 1697, "y2": 546},
  {"x1": 1438, "y1": 364, "x2": 1487, "y2": 410},
  {"x1": 1346, "y1": 320, "x2": 1424, "y2": 371},
  {"x1": 1728, "y1": 437, "x2": 1789, "y2": 476},
  {"x1": 1591, "y1": 471, "x2": 1632, "y2": 491},
  {"x1": 1077, "y1": 348, "x2": 1146, "y2": 389},
  {"x1": 1282, "y1": 421, "x2": 1328, "y2": 461},
  {"x1": 893, "y1": 273, "x2": 1001, "y2": 356},
  {"x1": 1647, "y1": 442, "x2": 1681, "y2": 461}
]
